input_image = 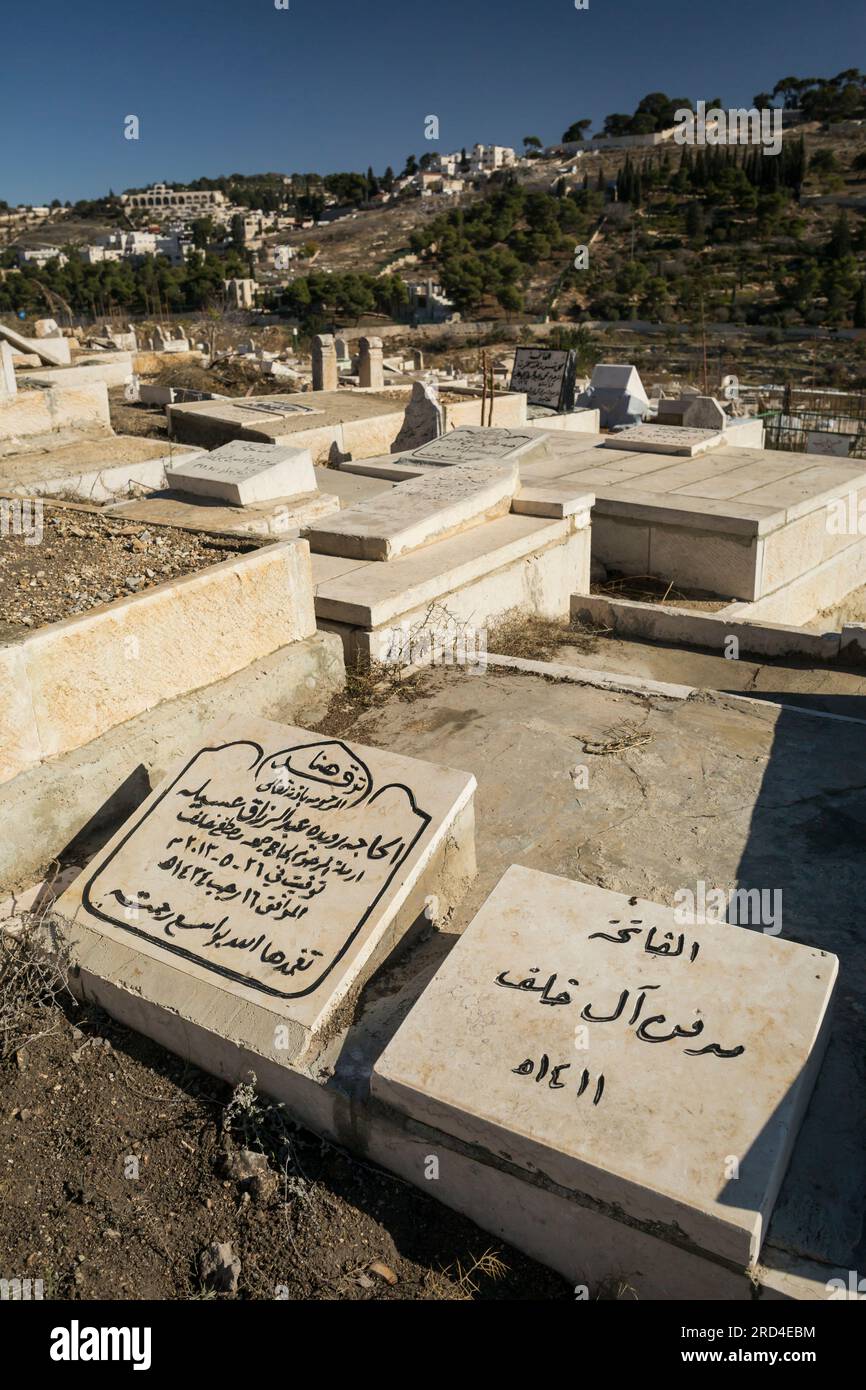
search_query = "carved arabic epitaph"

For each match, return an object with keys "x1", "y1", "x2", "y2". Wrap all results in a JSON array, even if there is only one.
[{"x1": 82, "y1": 738, "x2": 431, "y2": 1001}]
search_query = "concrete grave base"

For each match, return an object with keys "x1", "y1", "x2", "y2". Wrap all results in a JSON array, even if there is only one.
[
  {"x1": 0, "y1": 381, "x2": 111, "y2": 441},
  {"x1": 316, "y1": 514, "x2": 592, "y2": 666},
  {"x1": 106, "y1": 488, "x2": 341, "y2": 537},
  {"x1": 33, "y1": 830, "x2": 841, "y2": 1300},
  {"x1": 1, "y1": 436, "x2": 203, "y2": 502},
  {"x1": 0, "y1": 629, "x2": 344, "y2": 896},
  {"x1": 0, "y1": 539, "x2": 317, "y2": 786}
]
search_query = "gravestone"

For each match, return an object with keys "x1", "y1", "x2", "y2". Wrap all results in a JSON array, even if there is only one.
[
  {"x1": 359, "y1": 336, "x2": 384, "y2": 389},
  {"x1": 305, "y1": 458, "x2": 519, "y2": 561},
  {"x1": 603, "y1": 422, "x2": 723, "y2": 457},
  {"x1": 682, "y1": 395, "x2": 727, "y2": 431},
  {"x1": 806, "y1": 431, "x2": 853, "y2": 458},
  {"x1": 0, "y1": 321, "x2": 67, "y2": 369},
  {"x1": 312, "y1": 334, "x2": 338, "y2": 392},
  {"x1": 0, "y1": 340, "x2": 16, "y2": 399},
  {"x1": 165, "y1": 440, "x2": 317, "y2": 506},
  {"x1": 391, "y1": 380, "x2": 444, "y2": 451},
  {"x1": 56, "y1": 717, "x2": 476, "y2": 1062},
  {"x1": 510, "y1": 346, "x2": 577, "y2": 412},
  {"x1": 577, "y1": 362, "x2": 648, "y2": 428},
  {"x1": 407, "y1": 425, "x2": 550, "y2": 468},
  {"x1": 373, "y1": 865, "x2": 838, "y2": 1266}
]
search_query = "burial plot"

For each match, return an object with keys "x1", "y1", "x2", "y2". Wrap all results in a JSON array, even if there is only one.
[
  {"x1": 165, "y1": 440, "x2": 317, "y2": 506},
  {"x1": 305, "y1": 458, "x2": 520, "y2": 561},
  {"x1": 374, "y1": 865, "x2": 837, "y2": 1266},
  {"x1": 603, "y1": 423, "x2": 724, "y2": 457},
  {"x1": 56, "y1": 716, "x2": 475, "y2": 1061},
  {"x1": 510, "y1": 347, "x2": 577, "y2": 412},
  {"x1": 407, "y1": 426, "x2": 549, "y2": 468}
]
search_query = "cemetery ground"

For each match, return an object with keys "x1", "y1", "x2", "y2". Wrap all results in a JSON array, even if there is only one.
[
  {"x1": 0, "y1": 970, "x2": 568, "y2": 1301},
  {"x1": 1, "y1": 655, "x2": 864, "y2": 1299},
  {"x1": 0, "y1": 504, "x2": 247, "y2": 634}
]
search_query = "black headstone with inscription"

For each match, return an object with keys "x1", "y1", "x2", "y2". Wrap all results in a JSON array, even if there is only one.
[{"x1": 509, "y1": 347, "x2": 577, "y2": 412}]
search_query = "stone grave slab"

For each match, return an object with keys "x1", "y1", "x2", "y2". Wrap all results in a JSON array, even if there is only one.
[
  {"x1": 305, "y1": 459, "x2": 520, "y2": 561},
  {"x1": 56, "y1": 716, "x2": 476, "y2": 1061},
  {"x1": 373, "y1": 866, "x2": 837, "y2": 1266},
  {"x1": 0, "y1": 320, "x2": 68, "y2": 368},
  {"x1": 407, "y1": 426, "x2": 549, "y2": 467},
  {"x1": 165, "y1": 440, "x2": 317, "y2": 506},
  {"x1": 510, "y1": 347, "x2": 577, "y2": 412},
  {"x1": 603, "y1": 424, "x2": 724, "y2": 457}
]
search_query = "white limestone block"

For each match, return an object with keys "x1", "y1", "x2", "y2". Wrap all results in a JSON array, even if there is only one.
[
  {"x1": 165, "y1": 440, "x2": 317, "y2": 506},
  {"x1": 374, "y1": 865, "x2": 837, "y2": 1266}
]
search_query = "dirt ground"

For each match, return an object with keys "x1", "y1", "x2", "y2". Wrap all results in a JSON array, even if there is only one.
[
  {"x1": 0, "y1": 504, "x2": 250, "y2": 635},
  {"x1": 0, "y1": 934, "x2": 570, "y2": 1302}
]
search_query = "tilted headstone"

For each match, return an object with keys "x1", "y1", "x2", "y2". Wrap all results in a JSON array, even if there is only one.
[
  {"x1": 509, "y1": 346, "x2": 577, "y2": 412},
  {"x1": 165, "y1": 439, "x2": 317, "y2": 506},
  {"x1": 0, "y1": 321, "x2": 67, "y2": 369},
  {"x1": 391, "y1": 379, "x2": 444, "y2": 452},
  {"x1": 374, "y1": 865, "x2": 837, "y2": 1266},
  {"x1": 56, "y1": 717, "x2": 476, "y2": 1063}
]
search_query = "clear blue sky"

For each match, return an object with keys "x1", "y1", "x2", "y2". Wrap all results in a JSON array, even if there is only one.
[{"x1": 3, "y1": 0, "x2": 864, "y2": 205}]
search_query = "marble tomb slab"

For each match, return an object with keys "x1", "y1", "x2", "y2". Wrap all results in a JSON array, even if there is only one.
[
  {"x1": 56, "y1": 716, "x2": 476, "y2": 1060},
  {"x1": 373, "y1": 865, "x2": 837, "y2": 1266},
  {"x1": 603, "y1": 424, "x2": 724, "y2": 457},
  {"x1": 407, "y1": 426, "x2": 550, "y2": 467},
  {"x1": 165, "y1": 440, "x2": 317, "y2": 506},
  {"x1": 304, "y1": 459, "x2": 520, "y2": 561}
]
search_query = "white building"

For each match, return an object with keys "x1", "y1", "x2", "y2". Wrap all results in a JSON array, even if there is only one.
[
  {"x1": 427, "y1": 145, "x2": 517, "y2": 179},
  {"x1": 121, "y1": 183, "x2": 228, "y2": 213},
  {"x1": 18, "y1": 246, "x2": 68, "y2": 267},
  {"x1": 80, "y1": 230, "x2": 186, "y2": 265},
  {"x1": 471, "y1": 144, "x2": 517, "y2": 173}
]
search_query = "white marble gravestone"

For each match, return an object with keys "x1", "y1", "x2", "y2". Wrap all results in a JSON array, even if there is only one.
[
  {"x1": 57, "y1": 717, "x2": 476, "y2": 1060},
  {"x1": 305, "y1": 458, "x2": 520, "y2": 561},
  {"x1": 165, "y1": 440, "x2": 317, "y2": 506},
  {"x1": 373, "y1": 866, "x2": 837, "y2": 1266},
  {"x1": 603, "y1": 423, "x2": 724, "y2": 457},
  {"x1": 510, "y1": 347, "x2": 577, "y2": 411},
  {"x1": 407, "y1": 426, "x2": 549, "y2": 468},
  {"x1": 0, "y1": 340, "x2": 16, "y2": 399}
]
